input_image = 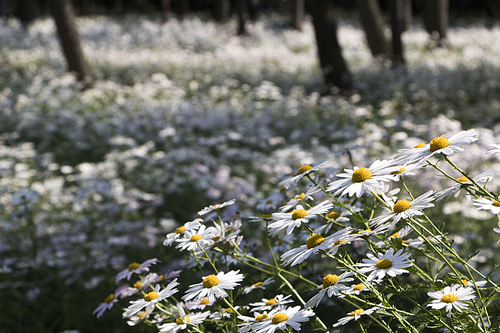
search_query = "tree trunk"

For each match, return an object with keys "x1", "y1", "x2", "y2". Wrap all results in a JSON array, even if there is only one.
[
  {"x1": 402, "y1": 0, "x2": 412, "y2": 31},
  {"x1": 51, "y1": 0, "x2": 93, "y2": 88},
  {"x1": 248, "y1": 0, "x2": 259, "y2": 20},
  {"x1": 355, "y1": 0, "x2": 390, "y2": 58},
  {"x1": 310, "y1": 0, "x2": 352, "y2": 91},
  {"x1": 389, "y1": 0, "x2": 405, "y2": 67},
  {"x1": 292, "y1": 0, "x2": 305, "y2": 31},
  {"x1": 16, "y1": 0, "x2": 37, "y2": 27},
  {"x1": 234, "y1": 0, "x2": 247, "y2": 35},
  {"x1": 214, "y1": 0, "x2": 231, "y2": 22},
  {"x1": 424, "y1": 0, "x2": 449, "y2": 47},
  {"x1": 161, "y1": 0, "x2": 170, "y2": 22}
]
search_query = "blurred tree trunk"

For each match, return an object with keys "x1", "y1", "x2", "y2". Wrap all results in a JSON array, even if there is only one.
[
  {"x1": 234, "y1": 0, "x2": 248, "y2": 35},
  {"x1": 214, "y1": 0, "x2": 231, "y2": 22},
  {"x1": 161, "y1": 0, "x2": 170, "y2": 22},
  {"x1": 485, "y1": 0, "x2": 500, "y2": 19},
  {"x1": 389, "y1": 0, "x2": 405, "y2": 66},
  {"x1": 51, "y1": 0, "x2": 93, "y2": 88},
  {"x1": 310, "y1": 0, "x2": 352, "y2": 91},
  {"x1": 248, "y1": 0, "x2": 259, "y2": 20},
  {"x1": 424, "y1": 0, "x2": 449, "y2": 47},
  {"x1": 355, "y1": 0, "x2": 390, "y2": 59},
  {"x1": 16, "y1": 0, "x2": 37, "y2": 27},
  {"x1": 292, "y1": 0, "x2": 305, "y2": 31},
  {"x1": 402, "y1": 0, "x2": 412, "y2": 31}
]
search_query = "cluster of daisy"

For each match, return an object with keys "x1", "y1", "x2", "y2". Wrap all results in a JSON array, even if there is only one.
[{"x1": 95, "y1": 128, "x2": 500, "y2": 332}]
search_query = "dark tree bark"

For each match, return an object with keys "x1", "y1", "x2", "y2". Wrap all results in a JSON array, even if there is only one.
[
  {"x1": 424, "y1": 0, "x2": 449, "y2": 47},
  {"x1": 310, "y1": 0, "x2": 352, "y2": 91},
  {"x1": 214, "y1": 0, "x2": 231, "y2": 22},
  {"x1": 292, "y1": 0, "x2": 305, "y2": 31},
  {"x1": 389, "y1": 0, "x2": 405, "y2": 66},
  {"x1": 402, "y1": 0, "x2": 412, "y2": 31},
  {"x1": 161, "y1": 0, "x2": 170, "y2": 22},
  {"x1": 234, "y1": 0, "x2": 248, "y2": 35},
  {"x1": 51, "y1": 0, "x2": 93, "y2": 88},
  {"x1": 355, "y1": 0, "x2": 390, "y2": 58}
]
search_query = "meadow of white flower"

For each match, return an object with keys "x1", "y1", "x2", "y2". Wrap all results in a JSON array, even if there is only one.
[{"x1": 2, "y1": 12, "x2": 500, "y2": 332}]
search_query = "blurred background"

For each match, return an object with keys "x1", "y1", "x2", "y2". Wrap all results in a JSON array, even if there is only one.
[{"x1": 2, "y1": 0, "x2": 500, "y2": 332}]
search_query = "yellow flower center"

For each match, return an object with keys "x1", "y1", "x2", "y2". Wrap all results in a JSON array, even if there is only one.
[
  {"x1": 457, "y1": 176, "x2": 469, "y2": 183},
  {"x1": 376, "y1": 259, "x2": 393, "y2": 269},
  {"x1": 263, "y1": 214, "x2": 272, "y2": 218},
  {"x1": 296, "y1": 193, "x2": 305, "y2": 200},
  {"x1": 352, "y1": 167, "x2": 373, "y2": 183},
  {"x1": 291, "y1": 208, "x2": 308, "y2": 220},
  {"x1": 307, "y1": 234, "x2": 326, "y2": 249},
  {"x1": 224, "y1": 308, "x2": 233, "y2": 313},
  {"x1": 200, "y1": 297, "x2": 210, "y2": 305},
  {"x1": 104, "y1": 294, "x2": 114, "y2": 304},
  {"x1": 413, "y1": 143, "x2": 425, "y2": 148},
  {"x1": 393, "y1": 199, "x2": 411, "y2": 213},
  {"x1": 203, "y1": 275, "x2": 221, "y2": 288},
  {"x1": 138, "y1": 311, "x2": 148, "y2": 320},
  {"x1": 349, "y1": 309, "x2": 364, "y2": 317},
  {"x1": 190, "y1": 234, "x2": 202, "y2": 242},
  {"x1": 133, "y1": 281, "x2": 142, "y2": 289},
  {"x1": 253, "y1": 282, "x2": 264, "y2": 287},
  {"x1": 128, "y1": 262, "x2": 140, "y2": 271},
  {"x1": 441, "y1": 294, "x2": 458, "y2": 303},
  {"x1": 271, "y1": 313, "x2": 289, "y2": 324},
  {"x1": 175, "y1": 226, "x2": 186, "y2": 234},
  {"x1": 211, "y1": 236, "x2": 221, "y2": 242},
  {"x1": 460, "y1": 279, "x2": 468, "y2": 286},
  {"x1": 359, "y1": 229, "x2": 371, "y2": 234},
  {"x1": 144, "y1": 291, "x2": 159, "y2": 302},
  {"x1": 298, "y1": 165, "x2": 313, "y2": 175},
  {"x1": 265, "y1": 299, "x2": 277, "y2": 306},
  {"x1": 334, "y1": 240, "x2": 347, "y2": 246},
  {"x1": 176, "y1": 315, "x2": 190, "y2": 325},
  {"x1": 390, "y1": 232, "x2": 400, "y2": 238},
  {"x1": 266, "y1": 200, "x2": 273, "y2": 204},
  {"x1": 430, "y1": 136, "x2": 450, "y2": 152},
  {"x1": 256, "y1": 314, "x2": 269, "y2": 322},
  {"x1": 493, "y1": 200, "x2": 500, "y2": 207},
  {"x1": 391, "y1": 167, "x2": 406, "y2": 175},
  {"x1": 322, "y1": 274, "x2": 340, "y2": 289},
  {"x1": 328, "y1": 211, "x2": 340, "y2": 220},
  {"x1": 353, "y1": 284, "x2": 365, "y2": 291}
]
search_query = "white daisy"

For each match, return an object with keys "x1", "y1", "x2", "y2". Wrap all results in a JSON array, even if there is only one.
[
  {"x1": 126, "y1": 310, "x2": 151, "y2": 326},
  {"x1": 175, "y1": 225, "x2": 216, "y2": 252},
  {"x1": 341, "y1": 283, "x2": 369, "y2": 297},
  {"x1": 237, "y1": 311, "x2": 271, "y2": 333},
  {"x1": 333, "y1": 306, "x2": 379, "y2": 327},
  {"x1": 280, "y1": 186, "x2": 320, "y2": 212},
  {"x1": 211, "y1": 219, "x2": 242, "y2": 245},
  {"x1": 375, "y1": 226, "x2": 413, "y2": 248},
  {"x1": 472, "y1": 197, "x2": 500, "y2": 215},
  {"x1": 182, "y1": 270, "x2": 244, "y2": 303},
  {"x1": 253, "y1": 306, "x2": 315, "y2": 333},
  {"x1": 93, "y1": 285, "x2": 128, "y2": 318},
  {"x1": 249, "y1": 294, "x2": 293, "y2": 312},
  {"x1": 458, "y1": 278, "x2": 487, "y2": 288},
  {"x1": 313, "y1": 209, "x2": 351, "y2": 235},
  {"x1": 123, "y1": 279, "x2": 179, "y2": 317},
  {"x1": 396, "y1": 130, "x2": 479, "y2": 163},
  {"x1": 164, "y1": 219, "x2": 203, "y2": 246},
  {"x1": 158, "y1": 305, "x2": 210, "y2": 332},
  {"x1": 114, "y1": 258, "x2": 160, "y2": 284},
  {"x1": 268, "y1": 200, "x2": 333, "y2": 237},
  {"x1": 257, "y1": 192, "x2": 285, "y2": 212},
  {"x1": 388, "y1": 161, "x2": 424, "y2": 180},
  {"x1": 305, "y1": 272, "x2": 354, "y2": 308},
  {"x1": 356, "y1": 248, "x2": 413, "y2": 281},
  {"x1": 198, "y1": 199, "x2": 236, "y2": 216},
  {"x1": 185, "y1": 297, "x2": 215, "y2": 310},
  {"x1": 370, "y1": 190, "x2": 435, "y2": 228},
  {"x1": 243, "y1": 277, "x2": 275, "y2": 294},
  {"x1": 357, "y1": 223, "x2": 391, "y2": 237},
  {"x1": 427, "y1": 285, "x2": 476, "y2": 317},
  {"x1": 280, "y1": 228, "x2": 352, "y2": 266},
  {"x1": 327, "y1": 160, "x2": 399, "y2": 198},
  {"x1": 121, "y1": 273, "x2": 161, "y2": 298},
  {"x1": 486, "y1": 144, "x2": 500, "y2": 156},
  {"x1": 436, "y1": 170, "x2": 492, "y2": 202},
  {"x1": 279, "y1": 161, "x2": 336, "y2": 189},
  {"x1": 209, "y1": 306, "x2": 242, "y2": 319}
]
